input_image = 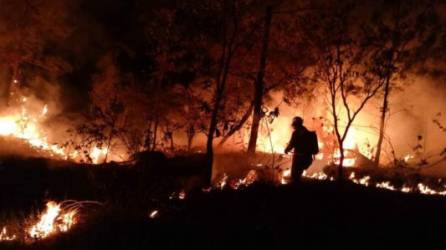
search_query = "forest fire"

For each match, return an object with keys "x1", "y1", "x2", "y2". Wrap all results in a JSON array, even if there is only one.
[{"x1": 1, "y1": 0, "x2": 446, "y2": 248}]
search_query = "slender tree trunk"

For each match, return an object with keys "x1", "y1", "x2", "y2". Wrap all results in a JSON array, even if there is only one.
[
  {"x1": 335, "y1": 129, "x2": 344, "y2": 182},
  {"x1": 104, "y1": 120, "x2": 116, "y2": 164},
  {"x1": 170, "y1": 132, "x2": 175, "y2": 151},
  {"x1": 152, "y1": 118, "x2": 159, "y2": 152},
  {"x1": 330, "y1": 79, "x2": 344, "y2": 182},
  {"x1": 205, "y1": 0, "x2": 238, "y2": 185},
  {"x1": 186, "y1": 125, "x2": 195, "y2": 152},
  {"x1": 339, "y1": 147, "x2": 345, "y2": 180},
  {"x1": 144, "y1": 120, "x2": 153, "y2": 151},
  {"x1": 206, "y1": 44, "x2": 234, "y2": 184},
  {"x1": 374, "y1": 76, "x2": 391, "y2": 167},
  {"x1": 247, "y1": 6, "x2": 273, "y2": 155},
  {"x1": 206, "y1": 90, "x2": 223, "y2": 184}
]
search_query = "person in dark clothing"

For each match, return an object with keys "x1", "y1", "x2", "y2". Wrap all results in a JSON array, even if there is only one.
[{"x1": 284, "y1": 116, "x2": 314, "y2": 184}]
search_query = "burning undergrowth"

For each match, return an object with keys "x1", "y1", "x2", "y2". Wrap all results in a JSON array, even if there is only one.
[
  {"x1": 0, "y1": 200, "x2": 101, "y2": 244},
  {"x1": 210, "y1": 151, "x2": 446, "y2": 197}
]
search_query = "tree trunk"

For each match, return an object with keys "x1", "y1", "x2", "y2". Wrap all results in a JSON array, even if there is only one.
[
  {"x1": 206, "y1": 91, "x2": 222, "y2": 184},
  {"x1": 170, "y1": 132, "x2": 175, "y2": 152},
  {"x1": 374, "y1": 76, "x2": 391, "y2": 167},
  {"x1": 104, "y1": 119, "x2": 116, "y2": 164},
  {"x1": 152, "y1": 118, "x2": 159, "y2": 152},
  {"x1": 186, "y1": 125, "x2": 195, "y2": 152},
  {"x1": 247, "y1": 6, "x2": 273, "y2": 155},
  {"x1": 338, "y1": 147, "x2": 345, "y2": 181}
]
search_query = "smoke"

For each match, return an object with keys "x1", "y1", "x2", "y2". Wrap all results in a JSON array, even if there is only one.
[
  {"x1": 386, "y1": 76, "x2": 446, "y2": 175},
  {"x1": 251, "y1": 75, "x2": 446, "y2": 176}
]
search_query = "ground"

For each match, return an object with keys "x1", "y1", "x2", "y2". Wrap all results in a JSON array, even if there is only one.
[{"x1": 1, "y1": 155, "x2": 446, "y2": 250}]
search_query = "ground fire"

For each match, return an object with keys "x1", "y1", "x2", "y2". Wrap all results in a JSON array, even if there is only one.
[
  {"x1": 0, "y1": 90, "x2": 113, "y2": 164},
  {"x1": 28, "y1": 201, "x2": 78, "y2": 240}
]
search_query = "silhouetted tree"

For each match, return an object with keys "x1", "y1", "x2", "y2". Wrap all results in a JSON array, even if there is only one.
[
  {"x1": 302, "y1": 1, "x2": 384, "y2": 180},
  {"x1": 362, "y1": 0, "x2": 442, "y2": 166}
]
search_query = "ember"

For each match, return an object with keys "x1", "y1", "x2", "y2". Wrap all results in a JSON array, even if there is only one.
[
  {"x1": 149, "y1": 210, "x2": 159, "y2": 219},
  {"x1": 214, "y1": 170, "x2": 259, "y2": 190}
]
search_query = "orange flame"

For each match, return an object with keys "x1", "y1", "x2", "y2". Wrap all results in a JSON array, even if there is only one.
[
  {"x1": 28, "y1": 201, "x2": 77, "y2": 239},
  {"x1": 0, "y1": 227, "x2": 16, "y2": 242}
]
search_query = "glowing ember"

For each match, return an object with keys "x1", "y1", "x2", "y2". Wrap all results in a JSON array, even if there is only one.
[
  {"x1": 216, "y1": 173, "x2": 228, "y2": 190},
  {"x1": 170, "y1": 190, "x2": 187, "y2": 200},
  {"x1": 149, "y1": 210, "x2": 159, "y2": 219},
  {"x1": 179, "y1": 190, "x2": 186, "y2": 200},
  {"x1": 401, "y1": 186, "x2": 412, "y2": 193},
  {"x1": 0, "y1": 227, "x2": 16, "y2": 242},
  {"x1": 28, "y1": 201, "x2": 78, "y2": 239},
  {"x1": 214, "y1": 171, "x2": 258, "y2": 190}
]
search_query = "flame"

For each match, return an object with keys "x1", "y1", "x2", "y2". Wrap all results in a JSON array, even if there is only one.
[
  {"x1": 376, "y1": 181, "x2": 396, "y2": 191},
  {"x1": 28, "y1": 201, "x2": 77, "y2": 239},
  {"x1": 89, "y1": 146, "x2": 108, "y2": 164},
  {"x1": 302, "y1": 170, "x2": 335, "y2": 181},
  {"x1": 280, "y1": 168, "x2": 291, "y2": 184},
  {"x1": 304, "y1": 169, "x2": 446, "y2": 196},
  {"x1": 0, "y1": 100, "x2": 118, "y2": 164},
  {"x1": 216, "y1": 173, "x2": 228, "y2": 190},
  {"x1": 333, "y1": 128, "x2": 358, "y2": 167},
  {"x1": 41, "y1": 105, "x2": 48, "y2": 116},
  {"x1": 404, "y1": 154, "x2": 414, "y2": 162},
  {"x1": 214, "y1": 171, "x2": 258, "y2": 190},
  {"x1": 229, "y1": 170, "x2": 258, "y2": 189},
  {"x1": 0, "y1": 227, "x2": 16, "y2": 242},
  {"x1": 0, "y1": 103, "x2": 67, "y2": 159}
]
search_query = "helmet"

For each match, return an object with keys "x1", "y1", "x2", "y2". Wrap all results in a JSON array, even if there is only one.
[{"x1": 292, "y1": 116, "x2": 303, "y2": 128}]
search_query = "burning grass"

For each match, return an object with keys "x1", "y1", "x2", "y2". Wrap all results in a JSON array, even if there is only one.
[
  {"x1": 28, "y1": 201, "x2": 78, "y2": 240},
  {"x1": 0, "y1": 96, "x2": 122, "y2": 164},
  {"x1": 0, "y1": 200, "x2": 102, "y2": 244}
]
